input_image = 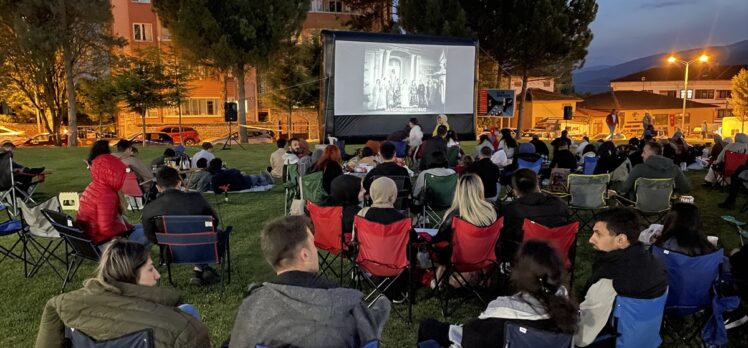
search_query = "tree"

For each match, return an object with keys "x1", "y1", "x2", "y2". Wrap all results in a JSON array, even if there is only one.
[
  {"x1": 461, "y1": 0, "x2": 597, "y2": 136},
  {"x1": 153, "y1": 0, "x2": 310, "y2": 143},
  {"x1": 266, "y1": 35, "x2": 322, "y2": 137},
  {"x1": 344, "y1": 0, "x2": 394, "y2": 32},
  {"x1": 729, "y1": 68, "x2": 748, "y2": 132},
  {"x1": 398, "y1": 0, "x2": 471, "y2": 37},
  {"x1": 114, "y1": 49, "x2": 177, "y2": 147},
  {"x1": 78, "y1": 75, "x2": 119, "y2": 132}
]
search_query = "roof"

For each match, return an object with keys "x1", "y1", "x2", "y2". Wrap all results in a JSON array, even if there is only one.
[
  {"x1": 579, "y1": 91, "x2": 718, "y2": 111},
  {"x1": 611, "y1": 64, "x2": 748, "y2": 83},
  {"x1": 576, "y1": 108, "x2": 608, "y2": 117},
  {"x1": 525, "y1": 88, "x2": 582, "y2": 102}
]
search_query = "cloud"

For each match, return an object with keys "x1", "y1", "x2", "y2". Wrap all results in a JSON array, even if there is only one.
[{"x1": 640, "y1": 0, "x2": 697, "y2": 9}]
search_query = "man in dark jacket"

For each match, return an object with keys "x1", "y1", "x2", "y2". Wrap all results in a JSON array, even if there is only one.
[
  {"x1": 419, "y1": 125, "x2": 448, "y2": 170},
  {"x1": 618, "y1": 141, "x2": 691, "y2": 196},
  {"x1": 467, "y1": 146, "x2": 501, "y2": 200},
  {"x1": 530, "y1": 134, "x2": 550, "y2": 158},
  {"x1": 575, "y1": 208, "x2": 668, "y2": 346},
  {"x1": 363, "y1": 141, "x2": 412, "y2": 193},
  {"x1": 229, "y1": 215, "x2": 390, "y2": 348},
  {"x1": 501, "y1": 169, "x2": 571, "y2": 262},
  {"x1": 141, "y1": 166, "x2": 221, "y2": 285}
]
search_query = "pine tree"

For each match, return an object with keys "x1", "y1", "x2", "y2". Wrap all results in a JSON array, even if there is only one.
[{"x1": 398, "y1": 0, "x2": 471, "y2": 37}]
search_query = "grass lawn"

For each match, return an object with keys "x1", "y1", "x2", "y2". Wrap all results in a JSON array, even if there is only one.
[{"x1": 2, "y1": 143, "x2": 748, "y2": 347}]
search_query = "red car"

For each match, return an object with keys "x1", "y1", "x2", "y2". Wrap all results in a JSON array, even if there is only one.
[{"x1": 157, "y1": 126, "x2": 201, "y2": 145}]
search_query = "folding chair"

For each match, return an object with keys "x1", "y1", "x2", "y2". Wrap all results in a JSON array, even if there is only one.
[
  {"x1": 715, "y1": 150, "x2": 748, "y2": 190},
  {"x1": 651, "y1": 246, "x2": 729, "y2": 345},
  {"x1": 0, "y1": 203, "x2": 24, "y2": 267},
  {"x1": 503, "y1": 321, "x2": 573, "y2": 347},
  {"x1": 41, "y1": 209, "x2": 102, "y2": 292},
  {"x1": 0, "y1": 151, "x2": 46, "y2": 207},
  {"x1": 392, "y1": 140, "x2": 408, "y2": 158},
  {"x1": 155, "y1": 215, "x2": 232, "y2": 290},
  {"x1": 352, "y1": 216, "x2": 413, "y2": 322},
  {"x1": 419, "y1": 173, "x2": 457, "y2": 228},
  {"x1": 446, "y1": 146, "x2": 460, "y2": 167},
  {"x1": 299, "y1": 171, "x2": 326, "y2": 206},
  {"x1": 436, "y1": 216, "x2": 504, "y2": 317},
  {"x1": 582, "y1": 156, "x2": 599, "y2": 175},
  {"x1": 517, "y1": 158, "x2": 542, "y2": 174},
  {"x1": 306, "y1": 201, "x2": 351, "y2": 285},
  {"x1": 616, "y1": 178, "x2": 673, "y2": 225},
  {"x1": 607, "y1": 292, "x2": 668, "y2": 348},
  {"x1": 65, "y1": 327, "x2": 154, "y2": 348},
  {"x1": 567, "y1": 174, "x2": 610, "y2": 235},
  {"x1": 543, "y1": 168, "x2": 571, "y2": 197},
  {"x1": 522, "y1": 220, "x2": 579, "y2": 287},
  {"x1": 16, "y1": 197, "x2": 66, "y2": 279},
  {"x1": 372, "y1": 175, "x2": 411, "y2": 213},
  {"x1": 283, "y1": 163, "x2": 300, "y2": 215},
  {"x1": 122, "y1": 170, "x2": 145, "y2": 211}
]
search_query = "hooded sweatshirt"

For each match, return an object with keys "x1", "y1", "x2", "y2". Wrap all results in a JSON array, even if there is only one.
[
  {"x1": 77, "y1": 154, "x2": 130, "y2": 243},
  {"x1": 715, "y1": 132, "x2": 748, "y2": 164},
  {"x1": 619, "y1": 154, "x2": 691, "y2": 195}
]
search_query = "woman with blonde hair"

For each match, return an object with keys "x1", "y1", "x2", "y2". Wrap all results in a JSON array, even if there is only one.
[
  {"x1": 432, "y1": 114, "x2": 450, "y2": 136},
  {"x1": 36, "y1": 239, "x2": 209, "y2": 348}
]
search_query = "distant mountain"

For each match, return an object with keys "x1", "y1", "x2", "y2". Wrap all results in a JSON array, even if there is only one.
[{"x1": 573, "y1": 39, "x2": 748, "y2": 93}]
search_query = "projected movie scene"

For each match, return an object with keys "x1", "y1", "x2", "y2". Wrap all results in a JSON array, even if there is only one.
[{"x1": 363, "y1": 45, "x2": 447, "y2": 114}]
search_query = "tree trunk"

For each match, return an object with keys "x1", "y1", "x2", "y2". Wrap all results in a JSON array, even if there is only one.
[
  {"x1": 60, "y1": 0, "x2": 77, "y2": 147},
  {"x1": 236, "y1": 64, "x2": 248, "y2": 143},
  {"x1": 141, "y1": 110, "x2": 148, "y2": 147},
  {"x1": 516, "y1": 69, "x2": 529, "y2": 140}
]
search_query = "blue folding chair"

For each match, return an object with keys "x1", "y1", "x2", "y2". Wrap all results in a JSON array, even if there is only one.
[
  {"x1": 517, "y1": 158, "x2": 542, "y2": 174},
  {"x1": 651, "y1": 245, "x2": 729, "y2": 344},
  {"x1": 391, "y1": 140, "x2": 408, "y2": 158},
  {"x1": 504, "y1": 321, "x2": 572, "y2": 347},
  {"x1": 610, "y1": 292, "x2": 668, "y2": 348},
  {"x1": 0, "y1": 203, "x2": 24, "y2": 266},
  {"x1": 155, "y1": 215, "x2": 232, "y2": 290},
  {"x1": 582, "y1": 156, "x2": 599, "y2": 175}
]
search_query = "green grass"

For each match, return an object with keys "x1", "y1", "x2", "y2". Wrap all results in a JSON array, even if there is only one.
[{"x1": 2, "y1": 143, "x2": 748, "y2": 347}]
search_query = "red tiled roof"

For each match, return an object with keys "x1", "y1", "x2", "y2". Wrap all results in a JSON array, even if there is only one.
[
  {"x1": 611, "y1": 64, "x2": 748, "y2": 83},
  {"x1": 526, "y1": 88, "x2": 582, "y2": 102},
  {"x1": 579, "y1": 90, "x2": 718, "y2": 111}
]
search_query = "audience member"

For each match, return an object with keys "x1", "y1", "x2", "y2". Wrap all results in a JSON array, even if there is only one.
[
  {"x1": 413, "y1": 152, "x2": 455, "y2": 201},
  {"x1": 593, "y1": 141, "x2": 623, "y2": 175},
  {"x1": 467, "y1": 146, "x2": 501, "y2": 200},
  {"x1": 551, "y1": 130, "x2": 572, "y2": 156},
  {"x1": 322, "y1": 175, "x2": 363, "y2": 234},
  {"x1": 516, "y1": 142, "x2": 541, "y2": 163},
  {"x1": 35, "y1": 239, "x2": 209, "y2": 347},
  {"x1": 575, "y1": 136, "x2": 591, "y2": 159},
  {"x1": 719, "y1": 159, "x2": 748, "y2": 209},
  {"x1": 312, "y1": 145, "x2": 344, "y2": 195},
  {"x1": 530, "y1": 134, "x2": 550, "y2": 159},
  {"x1": 364, "y1": 140, "x2": 381, "y2": 156},
  {"x1": 270, "y1": 138, "x2": 287, "y2": 178},
  {"x1": 229, "y1": 215, "x2": 390, "y2": 348},
  {"x1": 420, "y1": 125, "x2": 449, "y2": 170},
  {"x1": 188, "y1": 158, "x2": 212, "y2": 192},
  {"x1": 418, "y1": 240, "x2": 578, "y2": 347},
  {"x1": 112, "y1": 139, "x2": 152, "y2": 182},
  {"x1": 357, "y1": 146, "x2": 379, "y2": 167},
  {"x1": 0, "y1": 142, "x2": 45, "y2": 191},
  {"x1": 363, "y1": 141, "x2": 411, "y2": 193},
  {"x1": 575, "y1": 208, "x2": 667, "y2": 346},
  {"x1": 456, "y1": 155, "x2": 473, "y2": 175},
  {"x1": 150, "y1": 148, "x2": 177, "y2": 169},
  {"x1": 283, "y1": 138, "x2": 314, "y2": 176},
  {"x1": 208, "y1": 158, "x2": 273, "y2": 193},
  {"x1": 501, "y1": 169, "x2": 571, "y2": 263},
  {"x1": 432, "y1": 114, "x2": 450, "y2": 136},
  {"x1": 86, "y1": 140, "x2": 111, "y2": 167},
  {"x1": 578, "y1": 144, "x2": 597, "y2": 167},
  {"x1": 705, "y1": 133, "x2": 748, "y2": 185},
  {"x1": 654, "y1": 203, "x2": 716, "y2": 256},
  {"x1": 498, "y1": 128, "x2": 518, "y2": 162},
  {"x1": 548, "y1": 144, "x2": 577, "y2": 172},
  {"x1": 407, "y1": 118, "x2": 424, "y2": 154},
  {"x1": 445, "y1": 130, "x2": 460, "y2": 148},
  {"x1": 619, "y1": 141, "x2": 691, "y2": 196},
  {"x1": 475, "y1": 134, "x2": 493, "y2": 158},
  {"x1": 358, "y1": 177, "x2": 406, "y2": 226},
  {"x1": 191, "y1": 142, "x2": 215, "y2": 169}
]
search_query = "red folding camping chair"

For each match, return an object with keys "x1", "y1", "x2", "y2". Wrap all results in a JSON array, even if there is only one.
[
  {"x1": 353, "y1": 216, "x2": 413, "y2": 322},
  {"x1": 522, "y1": 219, "x2": 580, "y2": 287},
  {"x1": 121, "y1": 170, "x2": 145, "y2": 211},
  {"x1": 716, "y1": 150, "x2": 748, "y2": 190},
  {"x1": 307, "y1": 201, "x2": 351, "y2": 285}
]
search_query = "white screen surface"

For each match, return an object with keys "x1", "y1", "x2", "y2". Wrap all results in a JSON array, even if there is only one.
[{"x1": 334, "y1": 40, "x2": 475, "y2": 116}]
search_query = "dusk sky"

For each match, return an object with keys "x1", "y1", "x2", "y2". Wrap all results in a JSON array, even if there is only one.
[{"x1": 586, "y1": 0, "x2": 748, "y2": 67}]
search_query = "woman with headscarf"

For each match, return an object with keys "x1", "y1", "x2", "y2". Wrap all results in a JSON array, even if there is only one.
[
  {"x1": 323, "y1": 175, "x2": 363, "y2": 234},
  {"x1": 357, "y1": 177, "x2": 406, "y2": 225},
  {"x1": 432, "y1": 114, "x2": 450, "y2": 137}
]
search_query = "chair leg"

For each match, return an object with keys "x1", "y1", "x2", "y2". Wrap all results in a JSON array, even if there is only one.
[
  {"x1": 167, "y1": 262, "x2": 174, "y2": 286},
  {"x1": 61, "y1": 257, "x2": 82, "y2": 293}
]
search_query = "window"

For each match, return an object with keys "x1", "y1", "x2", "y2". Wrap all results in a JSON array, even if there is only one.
[
  {"x1": 717, "y1": 90, "x2": 732, "y2": 99},
  {"x1": 327, "y1": 0, "x2": 343, "y2": 12},
  {"x1": 659, "y1": 90, "x2": 677, "y2": 98},
  {"x1": 653, "y1": 114, "x2": 668, "y2": 126},
  {"x1": 133, "y1": 23, "x2": 153, "y2": 42},
  {"x1": 258, "y1": 111, "x2": 269, "y2": 122},
  {"x1": 717, "y1": 109, "x2": 734, "y2": 118},
  {"x1": 160, "y1": 27, "x2": 171, "y2": 41},
  {"x1": 679, "y1": 89, "x2": 693, "y2": 99},
  {"x1": 694, "y1": 89, "x2": 714, "y2": 99},
  {"x1": 180, "y1": 98, "x2": 220, "y2": 116}
]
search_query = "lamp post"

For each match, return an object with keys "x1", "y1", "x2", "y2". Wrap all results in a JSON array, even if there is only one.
[{"x1": 667, "y1": 54, "x2": 708, "y2": 134}]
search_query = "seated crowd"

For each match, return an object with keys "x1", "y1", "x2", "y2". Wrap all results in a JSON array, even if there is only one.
[{"x1": 19, "y1": 124, "x2": 748, "y2": 348}]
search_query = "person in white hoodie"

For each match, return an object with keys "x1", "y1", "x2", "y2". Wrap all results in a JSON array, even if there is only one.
[{"x1": 418, "y1": 240, "x2": 578, "y2": 347}]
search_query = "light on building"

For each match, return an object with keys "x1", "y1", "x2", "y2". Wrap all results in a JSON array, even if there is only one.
[
  {"x1": 667, "y1": 56, "x2": 677, "y2": 64},
  {"x1": 698, "y1": 54, "x2": 709, "y2": 63}
]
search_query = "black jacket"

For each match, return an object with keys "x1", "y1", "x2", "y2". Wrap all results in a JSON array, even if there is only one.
[
  {"x1": 467, "y1": 158, "x2": 501, "y2": 198},
  {"x1": 530, "y1": 139, "x2": 550, "y2": 157},
  {"x1": 363, "y1": 162, "x2": 411, "y2": 193},
  {"x1": 141, "y1": 189, "x2": 219, "y2": 244},
  {"x1": 419, "y1": 136, "x2": 448, "y2": 170},
  {"x1": 362, "y1": 207, "x2": 406, "y2": 225},
  {"x1": 586, "y1": 243, "x2": 668, "y2": 299},
  {"x1": 550, "y1": 150, "x2": 577, "y2": 171},
  {"x1": 501, "y1": 192, "x2": 571, "y2": 262}
]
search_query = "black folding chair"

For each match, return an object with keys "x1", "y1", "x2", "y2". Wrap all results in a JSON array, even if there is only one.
[
  {"x1": 41, "y1": 209, "x2": 102, "y2": 292},
  {"x1": 16, "y1": 197, "x2": 66, "y2": 279}
]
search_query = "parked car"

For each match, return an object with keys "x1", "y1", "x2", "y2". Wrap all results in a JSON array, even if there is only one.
[
  {"x1": 0, "y1": 126, "x2": 27, "y2": 146},
  {"x1": 22, "y1": 133, "x2": 68, "y2": 147},
  {"x1": 157, "y1": 126, "x2": 200, "y2": 145},
  {"x1": 127, "y1": 132, "x2": 174, "y2": 146},
  {"x1": 208, "y1": 130, "x2": 274, "y2": 146}
]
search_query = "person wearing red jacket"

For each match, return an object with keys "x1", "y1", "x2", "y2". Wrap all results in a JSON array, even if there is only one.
[
  {"x1": 77, "y1": 153, "x2": 139, "y2": 245},
  {"x1": 605, "y1": 109, "x2": 619, "y2": 140}
]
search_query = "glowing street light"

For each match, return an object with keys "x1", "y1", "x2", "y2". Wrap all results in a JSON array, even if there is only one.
[{"x1": 667, "y1": 53, "x2": 710, "y2": 132}]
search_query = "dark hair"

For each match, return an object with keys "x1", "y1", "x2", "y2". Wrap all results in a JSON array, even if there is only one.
[
  {"x1": 276, "y1": 138, "x2": 287, "y2": 149},
  {"x1": 461, "y1": 155, "x2": 473, "y2": 168},
  {"x1": 628, "y1": 137, "x2": 640, "y2": 147},
  {"x1": 360, "y1": 146, "x2": 374, "y2": 158},
  {"x1": 201, "y1": 142, "x2": 213, "y2": 150},
  {"x1": 116, "y1": 139, "x2": 133, "y2": 152},
  {"x1": 446, "y1": 130, "x2": 458, "y2": 142},
  {"x1": 645, "y1": 141, "x2": 663, "y2": 155},
  {"x1": 163, "y1": 148, "x2": 176, "y2": 157},
  {"x1": 437, "y1": 125, "x2": 447, "y2": 136},
  {"x1": 597, "y1": 141, "x2": 616, "y2": 159},
  {"x1": 261, "y1": 215, "x2": 313, "y2": 270},
  {"x1": 380, "y1": 141, "x2": 396, "y2": 160},
  {"x1": 313, "y1": 145, "x2": 341, "y2": 171},
  {"x1": 329, "y1": 175, "x2": 362, "y2": 206},
  {"x1": 500, "y1": 128, "x2": 517, "y2": 148},
  {"x1": 512, "y1": 240, "x2": 578, "y2": 334},
  {"x1": 428, "y1": 151, "x2": 448, "y2": 169},
  {"x1": 582, "y1": 144, "x2": 596, "y2": 155},
  {"x1": 409, "y1": 117, "x2": 419, "y2": 125},
  {"x1": 196, "y1": 158, "x2": 208, "y2": 169},
  {"x1": 88, "y1": 140, "x2": 111, "y2": 163},
  {"x1": 655, "y1": 203, "x2": 716, "y2": 256},
  {"x1": 561, "y1": 130, "x2": 568, "y2": 137},
  {"x1": 480, "y1": 146, "x2": 493, "y2": 157},
  {"x1": 595, "y1": 208, "x2": 641, "y2": 243},
  {"x1": 156, "y1": 166, "x2": 181, "y2": 189},
  {"x1": 583, "y1": 136, "x2": 590, "y2": 142},
  {"x1": 208, "y1": 158, "x2": 223, "y2": 173},
  {"x1": 479, "y1": 134, "x2": 489, "y2": 143},
  {"x1": 512, "y1": 168, "x2": 538, "y2": 195}
]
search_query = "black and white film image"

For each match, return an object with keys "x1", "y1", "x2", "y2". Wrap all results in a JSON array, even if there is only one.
[{"x1": 362, "y1": 44, "x2": 447, "y2": 114}]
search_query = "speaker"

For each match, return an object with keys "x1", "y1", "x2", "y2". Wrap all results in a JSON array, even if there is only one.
[
  {"x1": 224, "y1": 102, "x2": 238, "y2": 122},
  {"x1": 563, "y1": 106, "x2": 573, "y2": 120}
]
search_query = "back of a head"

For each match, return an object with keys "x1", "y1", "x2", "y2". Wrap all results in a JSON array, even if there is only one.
[
  {"x1": 156, "y1": 166, "x2": 181, "y2": 189},
  {"x1": 645, "y1": 141, "x2": 663, "y2": 156},
  {"x1": 370, "y1": 176, "x2": 398, "y2": 208},
  {"x1": 501, "y1": 129, "x2": 516, "y2": 147},
  {"x1": 163, "y1": 148, "x2": 176, "y2": 157},
  {"x1": 360, "y1": 146, "x2": 374, "y2": 158},
  {"x1": 561, "y1": 130, "x2": 568, "y2": 137},
  {"x1": 448, "y1": 173, "x2": 496, "y2": 227},
  {"x1": 316, "y1": 145, "x2": 341, "y2": 168},
  {"x1": 97, "y1": 239, "x2": 149, "y2": 285},
  {"x1": 116, "y1": 139, "x2": 133, "y2": 152},
  {"x1": 276, "y1": 138, "x2": 287, "y2": 149},
  {"x1": 196, "y1": 158, "x2": 208, "y2": 169},
  {"x1": 428, "y1": 151, "x2": 448, "y2": 169},
  {"x1": 409, "y1": 117, "x2": 419, "y2": 125},
  {"x1": 583, "y1": 144, "x2": 597, "y2": 154},
  {"x1": 261, "y1": 215, "x2": 312, "y2": 271},
  {"x1": 595, "y1": 208, "x2": 641, "y2": 244},
  {"x1": 511, "y1": 240, "x2": 578, "y2": 334},
  {"x1": 437, "y1": 125, "x2": 447, "y2": 137},
  {"x1": 330, "y1": 175, "x2": 362, "y2": 206},
  {"x1": 657, "y1": 203, "x2": 713, "y2": 253},
  {"x1": 583, "y1": 136, "x2": 590, "y2": 143},
  {"x1": 479, "y1": 134, "x2": 489, "y2": 143},
  {"x1": 208, "y1": 158, "x2": 223, "y2": 173},
  {"x1": 532, "y1": 134, "x2": 540, "y2": 141},
  {"x1": 512, "y1": 168, "x2": 538, "y2": 196},
  {"x1": 480, "y1": 145, "x2": 493, "y2": 158},
  {"x1": 598, "y1": 141, "x2": 616, "y2": 158},
  {"x1": 88, "y1": 140, "x2": 111, "y2": 163},
  {"x1": 380, "y1": 141, "x2": 396, "y2": 160},
  {"x1": 201, "y1": 142, "x2": 213, "y2": 150}
]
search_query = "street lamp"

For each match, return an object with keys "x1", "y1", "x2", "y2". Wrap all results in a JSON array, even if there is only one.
[{"x1": 667, "y1": 53, "x2": 709, "y2": 133}]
